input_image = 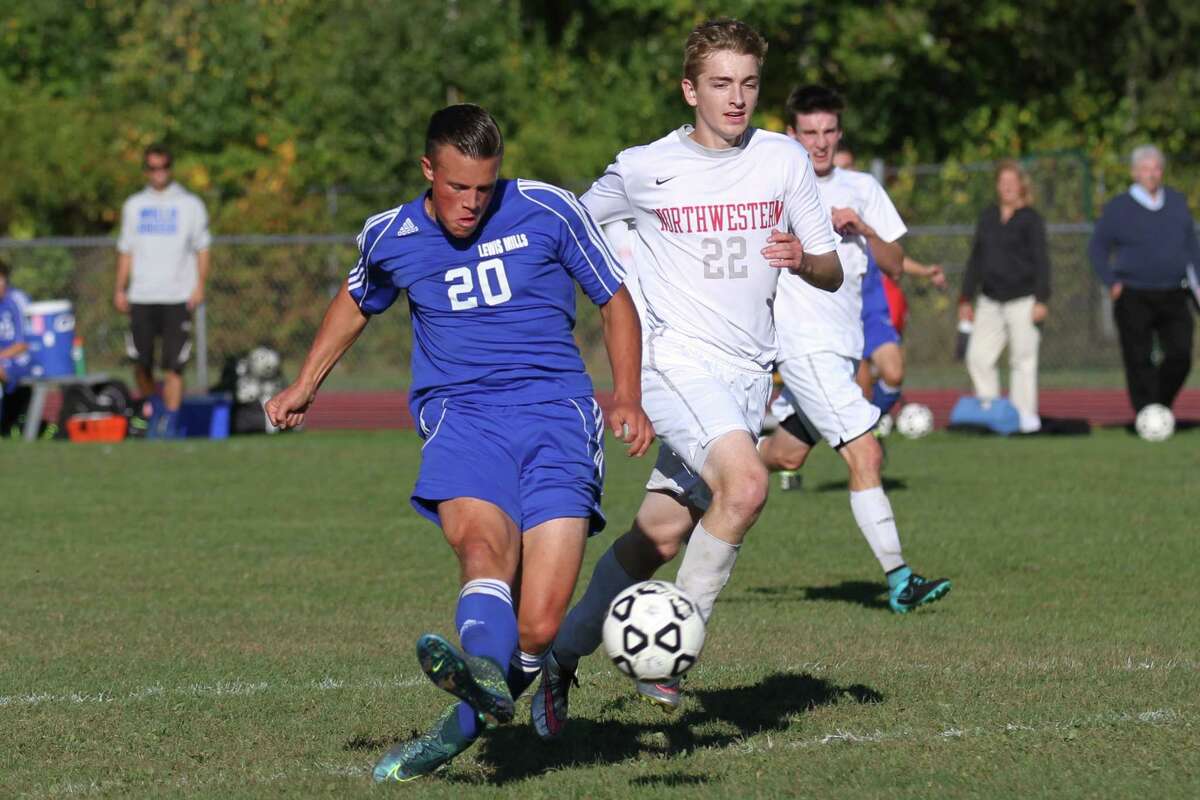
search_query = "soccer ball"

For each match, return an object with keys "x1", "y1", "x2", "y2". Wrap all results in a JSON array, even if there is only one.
[
  {"x1": 896, "y1": 403, "x2": 934, "y2": 439},
  {"x1": 1135, "y1": 403, "x2": 1174, "y2": 442},
  {"x1": 247, "y1": 346, "x2": 282, "y2": 380},
  {"x1": 875, "y1": 413, "x2": 894, "y2": 437},
  {"x1": 602, "y1": 581, "x2": 705, "y2": 682},
  {"x1": 235, "y1": 376, "x2": 262, "y2": 404}
]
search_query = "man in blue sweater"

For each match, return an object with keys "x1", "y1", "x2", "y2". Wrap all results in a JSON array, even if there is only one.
[{"x1": 1089, "y1": 145, "x2": 1198, "y2": 413}]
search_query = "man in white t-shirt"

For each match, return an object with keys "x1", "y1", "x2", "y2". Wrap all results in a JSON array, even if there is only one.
[
  {"x1": 532, "y1": 19, "x2": 842, "y2": 736},
  {"x1": 114, "y1": 144, "x2": 212, "y2": 437},
  {"x1": 761, "y1": 85, "x2": 951, "y2": 614}
]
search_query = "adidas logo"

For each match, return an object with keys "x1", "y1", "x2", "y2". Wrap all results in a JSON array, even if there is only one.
[{"x1": 396, "y1": 217, "x2": 419, "y2": 237}]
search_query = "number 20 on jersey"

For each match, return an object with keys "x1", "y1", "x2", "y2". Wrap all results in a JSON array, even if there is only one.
[{"x1": 445, "y1": 258, "x2": 512, "y2": 310}]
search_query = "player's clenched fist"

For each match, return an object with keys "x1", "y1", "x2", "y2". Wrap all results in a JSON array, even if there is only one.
[
  {"x1": 607, "y1": 397, "x2": 654, "y2": 458},
  {"x1": 265, "y1": 382, "x2": 314, "y2": 430}
]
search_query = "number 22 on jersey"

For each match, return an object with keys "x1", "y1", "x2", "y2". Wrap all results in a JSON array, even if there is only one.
[{"x1": 445, "y1": 258, "x2": 513, "y2": 310}]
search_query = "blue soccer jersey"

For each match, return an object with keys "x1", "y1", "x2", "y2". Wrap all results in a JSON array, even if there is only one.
[
  {"x1": 347, "y1": 179, "x2": 624, "y2": 414},
  {"x1": 0, "y1": 291, "x2": 31, "y2": 393},
  {"x1": 0, "y1": 292, "x2": 24, "y2": 352}
]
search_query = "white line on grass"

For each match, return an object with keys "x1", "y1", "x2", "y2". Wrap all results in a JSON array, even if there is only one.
[
  {"x1": 0, "y1": 675, "x2": 424, "y2": 709},
  {"x1": 767, "y1": 707, "x2": 1187, "y2": 752}
]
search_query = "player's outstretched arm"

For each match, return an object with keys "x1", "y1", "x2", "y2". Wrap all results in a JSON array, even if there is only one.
[
  {"x1": 903, "y1": 256, "x2": 947, "y2": 289},
  {"x1": 598, "y1": 286, "x2": 653, "y2": 457},
  {"x1": 266, "y1": 281, "x2": 370, "y2": 430}
]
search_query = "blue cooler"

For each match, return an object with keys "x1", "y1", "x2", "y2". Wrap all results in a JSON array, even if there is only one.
[
  {"x1": 24, "y1": 300, "x2": 76, "y2": 378},
  {"x1": 949, "y1": 395, "x2": 1021, "y2": 435},
  {"x1": 178, "y1": 394, "x2": 232, "y2": 439}
]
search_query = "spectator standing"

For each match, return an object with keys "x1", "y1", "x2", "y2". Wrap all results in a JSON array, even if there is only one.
[
  {"x1": 959, "y1": 160, "x2": 1051, "y2": 433},
  {"x1": 114, "y1": 145, "x2": 211, "y2": 437},
  {"x1": 0, "y1": 259, "x2": 33, "y2": 435},
  {"x1": 1089, "y1": 145, "x2": 1198, "y2": 413}
]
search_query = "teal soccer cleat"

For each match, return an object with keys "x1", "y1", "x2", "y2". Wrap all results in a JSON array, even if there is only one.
[
  {"x1": 372, "y1": 704, "x2": 473, "y2": 783},
  {"x1": 416, "y1": 633, "x2": 515, "y2": 727},
  {"x1": 889, "y1": 573, "x2": 951, "y2": 613}
]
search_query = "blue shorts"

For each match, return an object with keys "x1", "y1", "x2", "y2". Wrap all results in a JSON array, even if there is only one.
[
  {"x1": 412, "y1": 396, "x2": 607, "y2": 534},
  {"x1": 862, "y1": 310, "x2": 901, "y2": 360}
]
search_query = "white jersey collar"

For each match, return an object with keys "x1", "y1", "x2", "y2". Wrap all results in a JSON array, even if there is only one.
[{"x1": 676, "y1": 125, "x2": 755, "y2": 158}]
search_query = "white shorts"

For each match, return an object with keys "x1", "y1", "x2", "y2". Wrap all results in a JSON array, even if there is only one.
[
  {"x1": 773, "y1": 352, "x2": 880, "y2": 448},
  {"x1": 642, "y1": 331, "x2": 772, "y2": 501}
]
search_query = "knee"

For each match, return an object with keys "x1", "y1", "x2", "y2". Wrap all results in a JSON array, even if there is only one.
[
  {"x1": 621, "y1": 526, "x2": 680, "y2": 570},
  {"x1": 713, "y1": 467, "x2": 769, "y2": 524},
  {"x1": 845, "y1": 438, "x2": 883, "y2": 481},
  {"x1": 879, "y1": 362, "x2": 904, "y2": 387},
  {"x1": 457, "y1": 534, "x2": 508, "y2": 575},
  {"x1": 775, "y1": 447, "x2": 809, "y2": 471},
  {"x1": 518, "y1": 616, "x2": 559, "y2": 655}
]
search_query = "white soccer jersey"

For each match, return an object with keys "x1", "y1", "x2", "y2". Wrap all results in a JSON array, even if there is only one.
[
  {"x1": 775, "y1": 167, "x2": 906, "y2": 360},
  {"x1": 582, "y1": 126, "x2": 837, "y2": 370},
  {"x1": 118, "y1": 182, "x2": 212, "y2": 304}
]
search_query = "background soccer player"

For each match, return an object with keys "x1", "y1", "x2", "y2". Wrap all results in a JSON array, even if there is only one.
[
  {"x1": 532, "y1": 19, "x2": 841, "y2": 736},
  {"x1": 114, "y1": 145, "x2": 211, "y2": 437},
  {"x1": 266, "y1": 104, "x2": 651, "y2": 781},
  {"x1": 830, "y1": 146, "x2": 947, "y2": 418},
  {"x1": 759, "y1": 85, "x2": 951, "y2": 614}
]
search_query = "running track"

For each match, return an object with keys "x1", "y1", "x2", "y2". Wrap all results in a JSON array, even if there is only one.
[{"x1": 32, "y1": 387, "x2": 1200, "y2": 434}]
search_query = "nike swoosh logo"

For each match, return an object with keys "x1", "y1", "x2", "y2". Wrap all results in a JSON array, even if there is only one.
[{"x1": 655, "y1": 177, "x2": 677, "y2": 185}]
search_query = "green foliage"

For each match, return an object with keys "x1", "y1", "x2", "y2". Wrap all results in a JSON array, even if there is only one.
[{"x1": 3, "y1": 0, "x2": 1200, "y2": 238}]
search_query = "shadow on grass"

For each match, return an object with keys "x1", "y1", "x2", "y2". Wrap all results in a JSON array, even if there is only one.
[
  {"x1": 448, "y1": 671, "x2": 882, "y2": 785},
  {"x1": 716, "y1": 581, "x2": 891, "y2": 612},
  {"x1": 812, "y1": 476, "x2": 908, "y2": 492},
  {"x1": 802, "y1": 580, "x2": 891, "y2": 611}
]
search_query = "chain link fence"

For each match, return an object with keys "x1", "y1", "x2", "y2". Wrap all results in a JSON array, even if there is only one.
[{"x1": 3, "y1": 153, "x2": 1196, "y2": 394}]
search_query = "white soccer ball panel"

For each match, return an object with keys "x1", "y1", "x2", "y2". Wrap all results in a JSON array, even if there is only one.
[
  {"x1": 247, "y1": 346, "x2": 282, "y2": 379},
  {"x1": 235, "y1": 377, "x2": 262, "y2": 404},
  {"x1": 896, "y1": 403, "x2": 934, "y2": 439},
  {"x1": 602, "y1": 580, "x2": 705, "y2": 682},
  {"x1": 1135, "y1": 403, "x2": 1174, "y2": 442}
]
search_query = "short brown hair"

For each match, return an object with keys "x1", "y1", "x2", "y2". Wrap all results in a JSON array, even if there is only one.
[
  {"x1": 682, "y1": 18, "x2": 767, "y2": 84},
  {"x1": 425, "y1": 104, "x2": 504, "y2": 160},
  {"x1": 995, "y1": 159, "x2": 1034, "y2": 206},
  {"x1": 143, "y1": 143, "x2": 172, "y2": 168},
  {"x1": 785, "y1": 85, "x2": 845, "y2": 128}
]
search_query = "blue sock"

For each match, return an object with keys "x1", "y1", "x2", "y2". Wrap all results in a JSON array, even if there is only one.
[
  {"x1": 161, "y1": 409, "x2": 181, "y2": 438},
  {"x1": 453, "y1": 578, "x2": 517, "y2": 739},
  {"x1": 872, "y1": 380, "x2": 902, "y2": 414},
  {"x1": 886, "y1": 565, "x2": 912, "y2": 592},
  {"x1": 506, "y1": 650, "x2": 544, "y2": 700}
]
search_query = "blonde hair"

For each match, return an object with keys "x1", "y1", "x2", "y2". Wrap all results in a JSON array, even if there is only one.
[
  {"x1": 682, "y1": 18, "x2": 767, "y2": 84},
  {"x1": 994, "y1": 159, "x2": 1034, "y2": 207}
]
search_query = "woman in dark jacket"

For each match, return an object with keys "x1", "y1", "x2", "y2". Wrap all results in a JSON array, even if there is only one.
[{"x1": 958, "y1": 160, "x2": 1051, "y2": 433}]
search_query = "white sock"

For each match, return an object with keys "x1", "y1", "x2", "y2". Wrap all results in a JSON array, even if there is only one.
[
  {"x1": 553, "y1": 547, "x2": 638, "y2": 671},
  {"x1": 675, "y1": 522, "x2": 740, "y2": 623},
  {"x1": 849, "y1": 487, "x2": 905, "y2": 573}
]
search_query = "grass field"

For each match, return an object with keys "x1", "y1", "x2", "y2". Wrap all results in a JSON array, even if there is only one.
[{"x1": 3, "y1": 428, "x2": 1198, "y2": 798}]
